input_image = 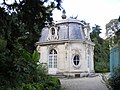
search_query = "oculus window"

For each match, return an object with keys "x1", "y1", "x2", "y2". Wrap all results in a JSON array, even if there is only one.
[{"x1": 73, "y1": 55, "x2": 80, "y2": 66}]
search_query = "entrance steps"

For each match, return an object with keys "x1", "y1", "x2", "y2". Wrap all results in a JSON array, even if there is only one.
[
  {"x1": 49, "y1": 73, "x2": 99, "y2": 78},
  {"x1": 49, "y1": 72, "x2": 66, "y2": 78},
  {"x1": 88, "y1": 73, "x2": 99, "y2": 77}
]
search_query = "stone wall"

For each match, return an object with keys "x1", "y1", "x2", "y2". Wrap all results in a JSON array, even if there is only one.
[{"x1": 37, "y1": 41, "x2": 94, "y2": 76}]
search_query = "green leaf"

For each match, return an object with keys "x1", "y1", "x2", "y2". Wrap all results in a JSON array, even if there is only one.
[
  {"x1": 20, "y1": 50, "x2": 32, "y2": 61},
  {"x1": 32, "y1": 50, "x2": 40, "y2": 62}
]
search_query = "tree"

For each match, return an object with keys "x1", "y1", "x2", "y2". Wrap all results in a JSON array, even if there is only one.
[
  {"x1": 106, "y1": 19, "x2": 119, "y2": 48},
  {"x1": 106, "y1": 19, "x2": 119, "y2": 35},
  {"x1": 0, "y1": 0, "x2": 62, "y2": 89},
  {"x1": 90, "y1": 24, "x2": 110, "y2": 72},
  {"x1": 2, "y1": 0, "x2": 62, "y2": 53}
]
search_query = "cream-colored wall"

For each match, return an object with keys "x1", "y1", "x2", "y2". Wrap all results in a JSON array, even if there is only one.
[
  {"x1": 84, "y1": 43, "x2": 94, "y2": 72},
  {"x1": 57, "y1": 44, "x2": 66, "y2": 72},
  {"x1": 37, "y1": 41, "x2": 94, "y2": 75},
  {"x1": 64, "y1": 42, "x2": 94, "y2": 73},
  {"x1": 68, "y1": 42, "x2": 87, "y2": 72},
  {"x1": 89, "y1": 45, "x2": 94, "y2": 72},
  {"x1": 39, "y1": 46, "x2": 48, "y2": 64},
  {"x1": 38, "y1": 44, "x2": 67, "y2": 72}
]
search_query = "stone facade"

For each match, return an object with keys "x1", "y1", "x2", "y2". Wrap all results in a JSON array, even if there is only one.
[{"x1": 36, "y1": 18, "x2": 95, "y2": 77}]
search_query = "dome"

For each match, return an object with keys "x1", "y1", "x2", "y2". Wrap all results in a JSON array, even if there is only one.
[{"x1": 38, "y1": 18, "x2": 88, "y2": 43}]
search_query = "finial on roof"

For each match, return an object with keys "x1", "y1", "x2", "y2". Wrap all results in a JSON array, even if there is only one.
[{"x1": 61, "y1": 10, "x2": 66, "y2": 19}]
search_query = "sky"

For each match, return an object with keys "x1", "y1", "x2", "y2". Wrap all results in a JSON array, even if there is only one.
[
  {"x1": 52, "y1": 0, "x2": 120, "y2": 38},
  {"x1": 1, "y1": 0, "x2": 120, "y2": 38}
]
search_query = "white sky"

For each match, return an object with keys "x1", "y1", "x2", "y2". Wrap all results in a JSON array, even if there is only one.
[
  {"x1": 1, "y1": 0, "x2": 120, "y2": 38},
  {"x1": 53, "y1": 0, "x2": 120, "y2": 38}
]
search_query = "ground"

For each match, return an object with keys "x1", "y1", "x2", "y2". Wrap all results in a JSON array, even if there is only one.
[{"x1": 60, "y1": 74, "x2": 108, "y2": 90}]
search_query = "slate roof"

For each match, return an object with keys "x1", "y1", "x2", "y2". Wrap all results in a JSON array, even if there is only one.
[{"x1": 39, "y1": 18, "x2": 85, "y2": 43}]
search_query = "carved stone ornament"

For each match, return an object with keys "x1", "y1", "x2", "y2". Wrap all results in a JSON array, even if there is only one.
[
  {"x1": 72, "y1": 48, "x2": 82, "y2": 55},
  {"x1": 36, "y1": 45, "x2": 41, "y2": 53},
  {"x1": 65, "y1": 43, "x2": 69, "y2": 50},
  {"x1": 47, "y1": 45, "x2": 58, "y2": 50},
  {"x1": 47, "y1": 24, "x2": 59, "y2": 41}
]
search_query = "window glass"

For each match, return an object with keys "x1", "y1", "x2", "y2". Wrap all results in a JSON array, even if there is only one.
[
  {"x1": 51, "y1": 28, "x2": 55, "y2": 35},
  {"x1": 49, "y1": 49, "x2": 57, "y2": 68},
  {"x1": 73, "y1": 55, "x2": 80, "y2": 65},
  {"x1": 49, "y1": 49, "x2": 57, "y2": 54}
]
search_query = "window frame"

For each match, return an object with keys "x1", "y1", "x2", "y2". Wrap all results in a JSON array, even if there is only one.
[
  {"x1": 48, "y1": 49, "x2": 57, "y2": 68},
  {"x1": 51, "y1": 27, "x2": 55, "y2": 35},
  {"x1": 72, "y1": 54, "x2": 81, "y2": 68}
]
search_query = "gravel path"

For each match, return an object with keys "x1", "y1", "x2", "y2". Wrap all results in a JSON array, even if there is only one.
[{"x1": 60, "y1": 75, "x2": 108, "y2": 90}]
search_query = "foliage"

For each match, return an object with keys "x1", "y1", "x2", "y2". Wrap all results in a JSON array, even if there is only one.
[
  {"x1": 105, "y1": 19, "x2": 119, "y2": 48},
  {"x1": 102, "y1": 66, "x2": 120, "y2": 90},
  {"x1": 1, "y1": 0, "x2": 62, "y2": 53},
  {"x1": 0, "y1": 0, "x2": 62, "y2": 89},
  {"x1": 101, "y1": 73, "x2": 112, "y2": 90},
  {"x1": 109, "y1": 66, "x2": 120, "y2": 90},
  {"x1": 0, "y1": 50, "x2": 61, "y2": 90},
  {"x1": 90, "y1": 24, "x2": 110, "y2": 72},
  {"x1": 44, "y1": 77, "x2": 61, "y2": 90},
  {"x1": 0, "y1": 49, "x2": 38, "y2": 88},
  {"x1": 106, "y1": 19, "x2": 119, "y2": 35},
  {"x1": 19, "y1": 83, "x2": 44, "y2": 90}
]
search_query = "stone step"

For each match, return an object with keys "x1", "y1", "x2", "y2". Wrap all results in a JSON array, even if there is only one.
[{"x1": 88, "y1": 73, "x2": 99, "y2": 77}]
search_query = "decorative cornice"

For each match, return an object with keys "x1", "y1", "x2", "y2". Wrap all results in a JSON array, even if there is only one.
[
  {"x1": 36, "y1": 39, "x2": 95, "y2": 46},
  {"x1": 36, "y1": 40, "x2": 84, "y2": 45}
]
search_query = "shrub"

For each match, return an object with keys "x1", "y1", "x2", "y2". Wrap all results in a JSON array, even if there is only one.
[
  {"x1": 44, "y1": 76, "x2": 61, "y2": 90},
  {"x1": 19, "y1": 83, "x2": 44, "y2": 90},
  {"x1": 0, "y1": 50, "x2": 61, "y2": 90},
  {"x1": 95, "y1": 62, "x2": 110, "y2": 73},
  {"x1": 102, "y1": 66, "x2": 120, "y2": 90},
  {"x1": 101, "y1": 73, "x2": 112, "y2": 90},
  {"x1": 109, "y1": 66, "x2": 120, "y2": 90}
]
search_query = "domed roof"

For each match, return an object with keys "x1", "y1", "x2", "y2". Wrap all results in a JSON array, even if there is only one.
[{"x1": 38, "y1": 18, "x2": 89, "y2": 44}]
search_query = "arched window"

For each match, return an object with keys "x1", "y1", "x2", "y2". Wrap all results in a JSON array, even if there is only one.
[
  {"x1": 73, "y1": 55, "x2": 80, "y2": 65},
  {"x1": 49, "y1": 49, "x2": 57, "y2": 68}
]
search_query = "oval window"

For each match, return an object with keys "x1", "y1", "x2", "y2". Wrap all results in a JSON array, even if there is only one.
[{"x1": 73, "y1": 55, "x2": 80, "y2": 65}]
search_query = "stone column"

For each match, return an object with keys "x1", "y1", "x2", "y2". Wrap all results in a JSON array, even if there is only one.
[{"x1": 116, "y1": 29, "x2": 120, "y2": 64}]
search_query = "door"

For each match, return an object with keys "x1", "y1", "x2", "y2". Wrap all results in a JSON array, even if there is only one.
[{"x1": 48, "y1": 49, "x2": 57, "y2": 74}]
